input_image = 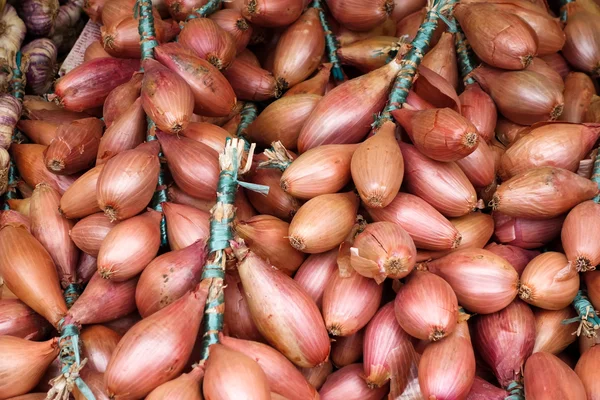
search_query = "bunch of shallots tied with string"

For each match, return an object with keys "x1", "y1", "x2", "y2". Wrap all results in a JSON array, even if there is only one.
[{"x1": 4, "y1": 0, "x2": 600, "y2": 398}]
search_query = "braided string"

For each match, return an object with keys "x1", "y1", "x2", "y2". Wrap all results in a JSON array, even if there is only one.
[
  {"x1": 312, "y1": 0, "x2": 344, "y2": 81},
  {"x1": 235, "y1": 102, "x2": 257, "y2": 150},
  {"x1": 454, "y1": 24, "x2": 476, "y2": 85},
  {"x1": 2, "y1": 51, "x2": 25, "y2": 209},
  {"x1": 199, "y1": 139, "x2": 269, "y2": 360},
  {"x1": 187, "y1": 0, "x2": 222, "y2": 20},
  {"x1": 46, "y1": 322, "x2": 95, "y2": 400},
  {"x1": 562, "y1": 290, "x2": 600, "y2": 338},
  {"x1": 136, "y1": 0, "x2": 168, "y2": 248},
  {"x1": 504, "y1": 381, "x2": 525, "y2": 400},
  {"x1": 374, "y1": 0, "x2": 458, "y2": 127}
]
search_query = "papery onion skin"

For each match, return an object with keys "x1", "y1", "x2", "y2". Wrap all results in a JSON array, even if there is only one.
[
  {"x1": 22, "y1": 38, "x2": 57, "y2": 95},
  {"x1": 337, "y1": 36, "x2": 402, "y2": 73},
  {"x1": 395, "y1": 271, "x2": 458, "y2": 342},
  {"x1": 181, "y1": 121, "x2": 233, "y2": 155},
  {"x1": 162, "y1": 202, "x2": 210, "y2": 251},
  {"x1": 293, "y1": 249, "x2": 338, "y2": 309},
  {"x1": 562, "y1": 200, "x2": 600, "y2": 272},
  {"x1": 466, "y1": 376, "x2": 508, "y2": 400},
  {"x1": 284, "y1": 63, "x2": 332, "y2": 97},
  {"x1": 351, "y1": 121, "x2": 403, "y2": 208},
  {"x1": 0, "y1": 298, "x2": 52, "y2": 340},
  {"x1": 96, "y1": 142, "x2": 160, "y2": 222},
  {"x1": 298, "y1": 59, "x2": 401, "y2": 151},
  {"x1": 30, "y1": 183, "x2": 79, "y2": 288},
  {"x1": 484, "y1": 242, "x2": 540, "y2": 276},
  {"x1": 282, "y1": 144, "x2": 358, "y2": 200},
  {"x1": 70, "y1": 213, "x2": 118, "y2": 257},
  {"x1": 157, "y1": 131, "x2": 219, "y2": 201},
  {"x1": 105, "y1": 282, "x2": 210, "y2": 400},
  {"x1": 222, "y1": 51, "x2": 278, "y2": 101},
  {"x1": 575, "y1": 345, "x2": 600, "y2": 400},
  {"x1": 393, "y1": 107, "x2": 479, "y2": 162},
  {"x1": 235, "y1": 245, "x2": 330, "y2": 368},
  {"x1": 54, "y1": 58, "x2": 141, "y2": 111},
  {"x1": 235, "y1": 215, "x2": 305, "y2": 275},
  {"x1": 524, "y1": 352, "x2": 587, "y2": 400},
  {"x1": 209, "y1": 9, "x2": 253, "y2": 53},
  {"x1": 16, "y1": 120, "x2": 58, "y2": 146},
  {"x1": 367, "y1": 192, "x2": 462, "y2": 250},
  {"x1": 455, "y1": 139, "x2": 495, "y2": 189},
  {"x1": 351, "y1": 221, "x2": 416, "y2": 282},
  {"x1": 459, "y1": 83, "x2": 497, "y2": 143},
  {"x1": 220, "y1": 335, "x2": 319, "y2": 400},
  {"x1": 364, "y1": 302, "x2": 412, "y2": 388},
  {"x1": 289, "y1": 192, "x2": 359, "y2": 253},
  {"x1": 519, "y1": 252, "x2": 580, "y2": 310},
  {"x1": 0, "y1": 225, "x2": 67, "y2": 327},
  {"x1": 400, "y1": 142, "x2": 478, "y2": 217},
  {"x1": 272, "y1": 8, "x2": 325, "y2": 91},
  {"x1": 246, "y1": 94, "x2": 321, "y2": 149},
  {"x1": 241, "y1": 0, "x2": 304, "y2": 28},
  {"x1": 331, "y1": 329, "x2": 364, "y2": 368},
  {"x1": 80, "y1": 324, "x2": 121, "y2": 373},
  {"x1": 59, "y1": 164, "x2": 103, "y2": 219},
  {"x1": 203, "y1": 344, "x2": 271, "y2": 400},
  {"x1": 96, "y1": 98, "x2": 146, "y2": 165},
  {"x1": 493, "y1": 211, "x2": 564, "y2": 250},
  {"x1": 418, "y1": 316, "x2": 476, "y2": 400},
  {"x1": 562, "y1": 10, "x2": 600, "y2": 77},
  {"x1": 178, "y1": 17, "x2": 237, "y2": 70},
  {"x1": 533, "y1": 307, "x2": 577, "y2": 355},
  {"x1": 103, "y1": 74, "x2": 143, "y2": 129},
  {"x1": 326, "y1": 0, "x2": 393, "y2": 31},
  {"x1": 454, "y1": 3, "x2": 538, "y2": 70},
  {"x1": 145, "y1": 365, "x2": 204, "y2": 400},
  {"x1": 499, "y1": 124, "x2": 600, "y2": 180},
  {"x1": 154, "y1": 43, "x2": 237, "y2": 117},
  {"x1": 67, "y1": 273, "x2": 138, "y2": 325},
  {"x1": 141, "y1": 59, "x2": 194, "y2": 134},
  {"x1": 560, "y1": 72, "x2": 596, "y2": 123},
  {"x1": 319, "y1": 363, "x2": 389, "y2": 400},
  {"x1": 584, "y1": 271, "x2": 600, "y2": 311},
  {"x1": 426, "y1": 248, "x2": 519, "y2": 314},
  {"x1": 11, "y1": 144, "x2": 77, "y2": 195},
  {"x1": 136, "y1": 240, "x2": 207, "y2": 317},
  {"x1": 492, "y1": 167, "x2": 598, "y2": 219},
  {"x1": 0, "y1": 337, "x2": 59, "y2": 399},
  {"x1": 473, "y1": 299, "x2": 535, "y2": 387},
  {"x1": 223, "y1": 270, "x2": 265, "y2": 342},
  {"x1": 97, "y1": 210, "x2": 162, "y2": 281},
  {"x1": 472, "y1": 66, "x2": 564, "y2": 125},
  {"x1": 322, "y1": 269, "x2": 383, "y2": 337},
  {"x1": 299, "y1": 360, "x2": 333, "y2": 390}
]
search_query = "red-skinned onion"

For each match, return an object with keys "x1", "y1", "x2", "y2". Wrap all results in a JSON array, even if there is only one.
[{"x1": 524, "y1": 352, "x2": 587, "y2": 399}]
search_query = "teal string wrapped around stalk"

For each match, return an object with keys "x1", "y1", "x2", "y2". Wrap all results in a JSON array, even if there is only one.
[
  {"x1": 2, "y1": 51, "x2": 25, "y2": 209},
  {"x1": 454, "y1": 24, "x2": 476, "y2": 85},
  {"x1": 592, "y1": 139, "x2": 600, "y2": 204},
  {"x1": 504, "y1": 381, "x2": 525, "y2": 400},
  {"x1": 198, "y1": 138, "x2": 269, "y2": 360},
  {"x1": 311, "y1": 0, "x2": 344, "y2": 81},
  {"x1": 374, "y1": 0, "x2": 458, "y2": 127},
  {"x1": 136, "y1": 0, "x2": 168, "y2": 248},
  {"x1": 63, "y1": 283, "x2": 80, "y2": 309},
  {"x1": 559, "y1": 0, "x2": 574, "y2": 22},
  {"x1": 235, "y1": 102, "x2": 257, "y2": 150},
  {"x1": 562, "y1": 290, "x2": 600, "y2": 337},
  {"x1": 46, "y1": 321, "x2": 96, "y2": 400},
  {"x1": 187, "y1": 0, "x2": 222, "y2": 20}
]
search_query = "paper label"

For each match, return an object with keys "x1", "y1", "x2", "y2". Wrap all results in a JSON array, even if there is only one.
[{"x1": 59, "y1": 20, "x2": 102, "y2": 76}]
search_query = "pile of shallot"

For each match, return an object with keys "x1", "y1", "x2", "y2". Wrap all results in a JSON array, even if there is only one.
[{"x1": 2, "y1": 0, "x2": 600, "y2": 399}]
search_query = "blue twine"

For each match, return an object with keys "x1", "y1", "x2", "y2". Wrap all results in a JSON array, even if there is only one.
[
  {"x1": 187, "y1": 0, "x2": 222, "y2": 20},
  {"x1": 63, "y1": 283, "x2": 80, "y2": 309},
  {"x1": 562, "y1": 290, "x2": 600, "y2": 337},
  {"x1": 312, "y1": 0, "x2": 344, "y2": 81},
  {"x1": 2, "y1": 51, "x2": 25, "y2": 210},
  {"x1": 235, "y1": 103, "x2": 257, "y2": 151},
  {"x1": 201, "y1": 263, "x2": 226, "y2": 280},
  {"x1": 135, "y1": 0, "x2": 159, "y2": 61},
  {"x1": 559, "y1": 0, "x2": 574, "y2": 22},
  {"x1": 592, "y1": 149, "x2": 600, "y2": 204},
  {"x1": 56, "y1": 321, "x2": 96, "y2": 400},
  {"x1": 504, "y1": 381, "x2": 525, "y2": 400},
  {"x1": 374, "y1": 0, "x2": 457, "y2": 127},
  {"x1": 199, "y1": 290, "x2": 224, "y2": 360},
  {"x1": 454, "y1": 24, "x2": 476, "y2": 85}
]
